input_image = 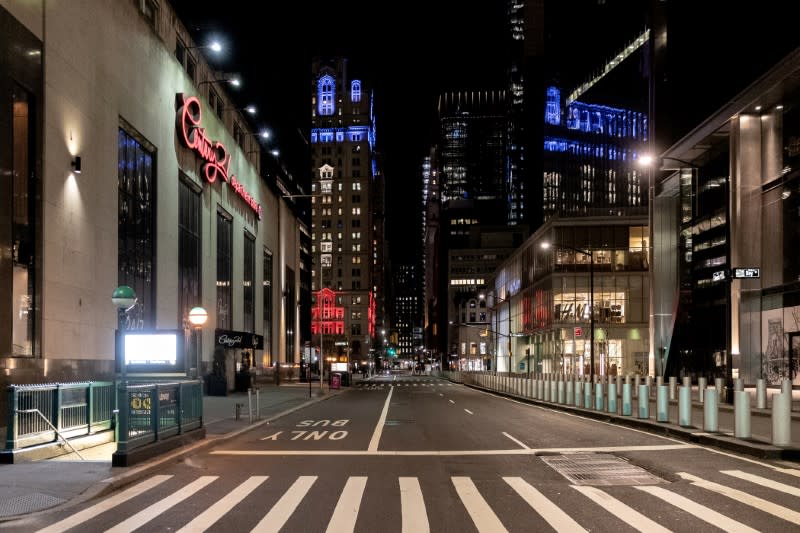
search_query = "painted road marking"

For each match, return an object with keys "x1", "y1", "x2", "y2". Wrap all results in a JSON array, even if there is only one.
[
  {"x1": 636, "y1": 485, "x2": 758, "y2": 533},
  {"x1": 211, "y1": 444, "x2": 694, "y2": 457},
  {"x1": 251, "y1": 476, "x2": 317, "y2": 533},
  {"x1": 572, "y1": 485, "x2": 670, "y2": 533},
  {"x1": 449, "y1": 400, "x2": 455, "y2": 404},
  {"x1": 400, "y1": 477, "x2": 430, "y2": 533},
  {"x1": 678, "y1": 472, "x2": 800, "y2": 525},
  {"x1": 464, "y1": 409, "x2": 473, "y2": 415},
  {"x1": 35, "y1": 475, "x2": 173, "y2": 533},
  {"x1": 106, "y1": 476, "x2": 217, "y2": 533},
  {"x1": 368, "y1": 386, "x2": 393, "y2": 451},
  {"x1": 502, "y1": 432, "x2": 529, "y2": 450},
  {"x1": 452, "y1": 477, "x2": 508, "y2": 532},
  {"x1": 505, "y1": 477, "x2": 587, "y2": 532},
  {"x1": 326, "y1": 477, "x2": 367, "y2": 533},
  {"x1": 177, "y1": 476, "x2": 268, "y2": 533},
  {"x1": 721, "y1": 469, "x2": 800, "y2": 497}
]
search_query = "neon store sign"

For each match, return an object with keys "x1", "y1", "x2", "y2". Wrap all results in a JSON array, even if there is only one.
[{"x1": 176, "y1": 93, "x2": 263, "y2": 219}]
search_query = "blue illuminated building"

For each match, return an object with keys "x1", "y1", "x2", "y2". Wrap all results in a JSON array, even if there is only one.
[{"x1": 542, "y1": 86, "x2": 648, "y2": 220}]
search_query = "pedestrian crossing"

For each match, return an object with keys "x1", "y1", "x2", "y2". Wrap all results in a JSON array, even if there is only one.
[
  {"x1": 358, "y1": 380, "x2": 451, "y2": 389},
  {"x1": 34, "y1": 468, "x2": 800, "y2": 532}
]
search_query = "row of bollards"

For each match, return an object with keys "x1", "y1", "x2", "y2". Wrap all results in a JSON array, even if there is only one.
[
  {"x1": 235, "y1": 388, "x2": 261, "y2": 423},
  {"x1": 463, "y1": 372, "x2": 794, "y2": 447}
]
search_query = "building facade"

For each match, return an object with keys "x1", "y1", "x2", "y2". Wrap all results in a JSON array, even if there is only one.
[
  {"x1": 309, "y1": 58, "x2": 382, "y2": 371},
  {"x1": 0, "y1": 1, "x2": 307, "y2": 423},
  {"x1": 491, "y1": 216, "x2": 650, "y2": 376}
]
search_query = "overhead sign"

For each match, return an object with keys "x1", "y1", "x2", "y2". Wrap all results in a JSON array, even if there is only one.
[
  {"x1": 176, "y1": 93, "x2": 263, "y2": 219},
  {"x1": 732, "y1": 267, "x2": 760, "y2": 279}
]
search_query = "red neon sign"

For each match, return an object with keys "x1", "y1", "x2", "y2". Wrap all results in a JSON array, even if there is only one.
[{"x1": 176, "y1": 93, "x2": 263, "y2": 219}]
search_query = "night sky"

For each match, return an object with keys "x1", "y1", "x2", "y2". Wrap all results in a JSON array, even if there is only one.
[{"x1": 170, "y1": 1, "x2": 647, "y2": 261}]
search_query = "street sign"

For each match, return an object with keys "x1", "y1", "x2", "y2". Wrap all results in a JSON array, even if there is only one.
[
  {"x1": 712, "y1": 270, "x2": 727, "y2": 282},
  {"x1": 574, "y1": 327, "x2": 582, "y2": 338},
  {"x1": 732, "y1": 267, "x2": 760, "y2": 279}
]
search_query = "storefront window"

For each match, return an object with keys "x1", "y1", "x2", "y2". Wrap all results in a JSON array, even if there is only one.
[
  {"x1": 178, "y1": 178, "x2": 201, "y2": 327},
  {"x1": 243, "y1": 233, "x2": 255, "y2": 332}
]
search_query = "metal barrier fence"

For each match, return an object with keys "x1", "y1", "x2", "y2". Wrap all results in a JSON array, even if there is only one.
[
  {"x1": 5, "y1": 381, "x2": 115, "y2": 451},
  {"x1": 116, "y1": 380, "x2": 202, "y2": 455}
]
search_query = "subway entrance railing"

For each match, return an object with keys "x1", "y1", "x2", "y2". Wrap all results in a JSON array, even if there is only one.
[{"x1": 3, "y1": 379, "x2": 204, "y2": 465}]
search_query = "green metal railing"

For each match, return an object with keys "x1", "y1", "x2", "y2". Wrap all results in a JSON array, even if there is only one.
[
  {"x1": 5, "y1": 381, "x2": 115, "y2": 451},
  {"x1": 115, "y1": 380, "x2": 202, "y2": 454}
]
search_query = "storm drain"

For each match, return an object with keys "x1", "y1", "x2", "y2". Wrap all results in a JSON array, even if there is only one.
[
  {"x1": 0, "y1": 492, "x2": 66, "y2": 517},
  {"x1": 541, "y1": 453, "x2": 667, "y2": 486}
]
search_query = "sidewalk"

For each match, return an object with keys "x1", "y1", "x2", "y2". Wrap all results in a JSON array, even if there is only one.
[{"x1": 0, "y1": 378, "x2": 347, "y2": 521}]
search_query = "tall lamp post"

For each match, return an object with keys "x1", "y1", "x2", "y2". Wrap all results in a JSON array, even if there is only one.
[
  {"x1": 188, "y1": 306, "x2": 208, "y2": 379},
  {"x1": 541, "y1": 242, "x2": 594, "y2": 381}
]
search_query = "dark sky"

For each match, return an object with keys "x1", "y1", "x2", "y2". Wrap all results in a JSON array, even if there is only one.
[
  {"x1": 170, "y1": 1, "x2": 647, "y2": 260},
  {"x1": 170, "y1": 1, "x2": 509, "y2": 260}
]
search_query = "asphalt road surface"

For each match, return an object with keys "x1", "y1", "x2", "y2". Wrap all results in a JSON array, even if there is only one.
[{"x1": 11, "y1": 373, "x2": 800, "y2": 532}]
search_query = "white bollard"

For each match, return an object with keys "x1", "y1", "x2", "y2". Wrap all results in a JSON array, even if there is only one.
[
  {"x1": 595, "y1": 382, "x2": 604, "y2": 411},
  {"x1": 608, "y1": 382, "x2": 617, "y2": 414},
  {"x1": 622, "y1": 383, "x2": 632, "y2": 416},
  {"x1": 772, "y1": 392, "x2": 792, "y2": 446},
  {"x1": 669, "y1": 376, "x2": 677, "y2": 400},
  {"x1": 714, "y1": 377, "x2": 724, "y2": 396},
  {"x1": 638, "y1": 385, "x2": 650, "y2": 419},
  {"x1": 756, "y1": 378, "x2": 766, "y2": 409},
  {"x1": 679, "y1": 386, "x2": 692, "y2": 427},
  {"x1": 698, "y1": 377, "x2": 707, "y2": 403},
  {"x1": 734, "y1": 390, "x2": 751, "y2": 439},
  {"x1": 657, "y1": 385, "x2": 669, "y2": 422},
  {"x1": 704, "y1": 387, "x2": 719, "y2": 432}
]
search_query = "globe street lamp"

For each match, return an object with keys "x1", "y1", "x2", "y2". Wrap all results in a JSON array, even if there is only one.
[
  {"x1": 188, "y1": 306, "x2": 208, "y2": 379},
  {"x1": 112, "y1": 285, "x2": 136, "y2": 380},
  {"x1": 541, "y1": 242, "x2": 595, "y2": 381}
]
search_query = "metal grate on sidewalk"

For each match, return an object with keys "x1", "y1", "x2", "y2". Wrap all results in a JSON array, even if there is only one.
[
  {"x1": 0, "y1": 493, "x2": 66, "y2": 517},
  {"x1": 541, "y1": 453, "x2": 667, "y2": 486}
]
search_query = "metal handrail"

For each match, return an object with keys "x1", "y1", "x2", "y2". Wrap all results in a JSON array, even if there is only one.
[{"x1": 16, "y1": 408, "x2": 85, "y2": 460}]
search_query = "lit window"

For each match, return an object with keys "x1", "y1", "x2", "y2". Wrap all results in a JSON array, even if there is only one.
[
  {"x1": 317, "y1": 74, "x2": 335, "y2": 116},
  {"x1": 351, "y1": 80, "x2": 361, "y2": 103}
]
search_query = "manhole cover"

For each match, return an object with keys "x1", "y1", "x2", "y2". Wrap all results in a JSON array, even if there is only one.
[
  {"x1": 0, "y1": 492, "x2": 66, "y2": 517},
  {"x1": 541, "y1": 453, "x2": 667, "y2": 486}
]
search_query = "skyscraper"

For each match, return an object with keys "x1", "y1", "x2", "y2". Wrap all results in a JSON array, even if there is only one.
[{"x1": 310, "y1": 58, "x2": 383, "y2": 372}]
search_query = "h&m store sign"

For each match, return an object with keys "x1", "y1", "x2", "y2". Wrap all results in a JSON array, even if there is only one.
[{"x1": 176, "y1": 93, "x2": 263, "y2": 219}]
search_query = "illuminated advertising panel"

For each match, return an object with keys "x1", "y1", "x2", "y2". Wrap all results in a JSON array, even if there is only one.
[{"x1": 116, "y1": 330, "x2": 185, "y2": 375}]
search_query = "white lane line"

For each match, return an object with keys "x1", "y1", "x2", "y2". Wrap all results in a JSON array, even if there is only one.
[
  {"x1": 211, "y1": 444, "x2": 693, "y2": 457},
  {"x1": 106, "y1": 476, "x2": 217, "y2": 533},
  {"x1": 35, "y1": 475, "x2": 173, "y2": 533},
  {"x1": 368, "y1": 386, "x2": 394, "y2": 451},
  {"x1": 464, "y1": 409, "x2": 474, "y2": 415},
  {"x1": 572, "y1": 485, "x2": 670, "y2": 533},
  {"x1": 326, "y1": 477, "x2": 367, "y2": 533},
  {"x1": 678, "y1": 472, "x2": 800, "y2": 525},
  {"x1": 721, "y1": 469, "x2": 800, "y2": 497},
  {"x1": 399, "y1": 477, "x2": 430, "y2": 533},
  {"x1": 452, "y1": 477, "x2": 508, "y2": 533},
  {"x1": 439, "y1": 393, "x2": 443, "y2": 397},
  {"x1": 448, "y1": 399, "x2": 455, "y2": 404},
  {"x1": 502, "y1": 432, "x2": 530, "y2": 450},
  {"x1": 177, "y1": 476, "x2": 268, "y2": 533},
  {"x1": 505, "y1": 477, "x2": 587, "y2": 532},
  {"x1": 251, "y1": 476, "x2": 317, "y2": 533},
  {"x1": 636, "y1": 485, "x2": 758, "y2": 533}
]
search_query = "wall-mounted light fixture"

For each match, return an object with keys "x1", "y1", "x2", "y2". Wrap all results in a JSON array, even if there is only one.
[{"x1": 71, "y1": 156, "x2": 82, "y2": 174}]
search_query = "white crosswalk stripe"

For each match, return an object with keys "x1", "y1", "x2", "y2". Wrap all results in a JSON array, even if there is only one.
[
  {"x1": 326, "y1": 476, "x2": 367, "y2": 533},
  {"x1": 635, "y1": 485, "x2": 759, "y2": 533},
  {"x1": 400, "y1": 477, "x2": 430, "y2": 533},
  {"x1": 452, "y1": 477, "x2": 508, "y2": 532},
  {"x1": 251, "y1": 476, "x2": 317, "y2": 533},
  {"x1": 37, "y1": 469, "x2": 800, "y2": 532}
]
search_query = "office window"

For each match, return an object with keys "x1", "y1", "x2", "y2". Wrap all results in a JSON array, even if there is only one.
[
  {"x1": 118, "y1": 126, "x2": 156, "y2": 329},
  {"x1": 178, "y1": 179, "x2": 201, "y2": 326},
  {"x1": 217, "y1": 211, "x2": 232, "y2": 329},
  {"x1": 263, "y1": 248, "x2": 273, "y2": 364},
  {"x1": 243, "y1": 232, "x2": 255, "y2": 332}
]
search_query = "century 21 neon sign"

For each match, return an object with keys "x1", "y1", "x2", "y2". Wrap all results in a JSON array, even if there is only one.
[{"x1": 176, "y1": 93, "x2": 263, "y2": 219}]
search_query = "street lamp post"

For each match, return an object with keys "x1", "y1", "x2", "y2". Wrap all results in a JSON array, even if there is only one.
[
  {"x1": 188, "y1": 306, "x2": 208, "y2": 379},
  {"x1": 541, "y1": 242, "x2": 594, "y2": 381}
]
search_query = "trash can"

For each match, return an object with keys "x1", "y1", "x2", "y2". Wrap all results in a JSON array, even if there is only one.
[{"x1": 331, "y1": 372, "x2": 341, "y2": 390}]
